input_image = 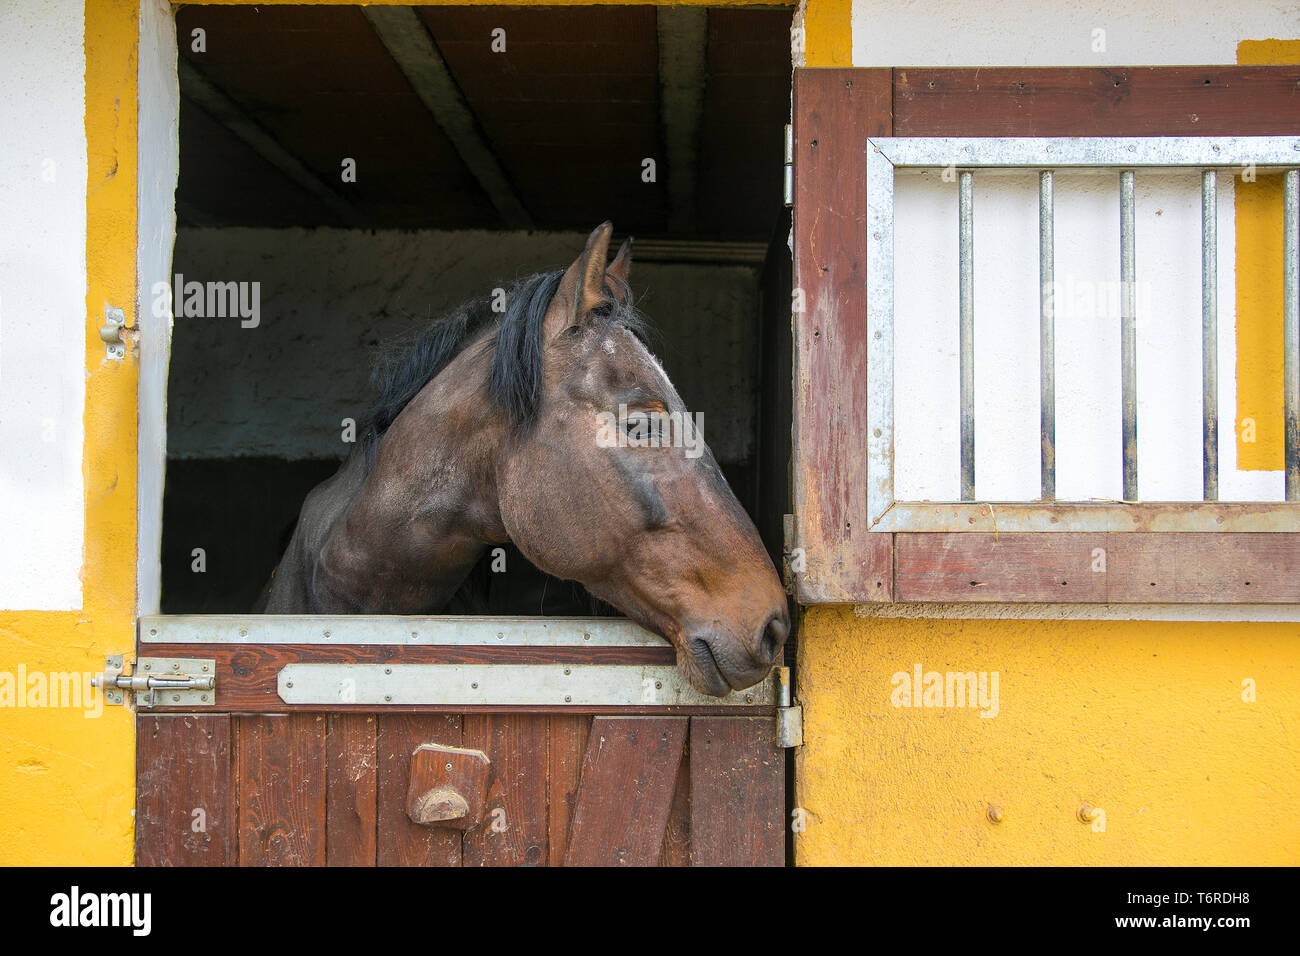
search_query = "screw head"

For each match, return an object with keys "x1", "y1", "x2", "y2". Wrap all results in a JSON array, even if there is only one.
[
  {"x1": 987, "y1": 804, "x2": 1004, "y2": 824},
  {"x1": 445, "y1": 762, "x2": 453, "y2": 772},
  {"x1": 384, "y1": 667, "x2": 392, "y2": 675},
  {"x1": 471, "y1": 682, "x2": 478, "y2": 689},
  {"x1": 565, "y1": 695, "x2": 572, "y2": 703},
  {"x1": 286, "y1": 681, "x2": 293, "y2": 688}
]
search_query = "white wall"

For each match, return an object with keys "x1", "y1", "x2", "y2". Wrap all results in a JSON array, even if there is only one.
[
  {"x1": 167, "y1": 228, "x2": 760, "y2": 464},
  {"x1": 137, "y1": 0, "x2": 179, "y2": 616},
  {"x1": 0, "y1": 0, "x2": 87, "y2": 611},
  {"x1": 851, "y1": 0, "x2": 1299, "y2": 67}
]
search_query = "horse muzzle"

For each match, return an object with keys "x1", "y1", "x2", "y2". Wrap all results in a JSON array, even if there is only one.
[{"x1": 681, "y1": 607, "x2": 789, "y2": 697}]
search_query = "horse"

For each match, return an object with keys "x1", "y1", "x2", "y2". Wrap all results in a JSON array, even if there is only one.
[{"x1": 259, "y1": 222, "x2": 789, "y2": 696}]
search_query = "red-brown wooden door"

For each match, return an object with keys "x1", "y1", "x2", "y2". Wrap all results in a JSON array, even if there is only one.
[{"x1": 133, "y1": 617, "x2": 786, "y2": 866}]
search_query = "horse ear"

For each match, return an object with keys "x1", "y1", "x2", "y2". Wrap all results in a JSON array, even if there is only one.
[
  {"x1": 552, "y1": 221, "x2": 614, "y2": 335},
  {"x1": 606, "y1": 237, "x2": 633, "y2": 304}
]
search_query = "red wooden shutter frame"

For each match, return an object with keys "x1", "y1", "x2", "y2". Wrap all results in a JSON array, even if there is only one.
[{"x1": 791, "y1": 66, "x2": 1300, "y2": 605}]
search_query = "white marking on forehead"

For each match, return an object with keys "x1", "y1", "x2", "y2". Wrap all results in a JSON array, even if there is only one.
[
  {"x1": 602, "y1": 338, "x2": 616, "y2": 355},
  {"x1": 615, "y1": 327, "x2": 670, "y2": 389},
  {"x1": 644, "y1": 350, "x2": 672, "y2": 391}
]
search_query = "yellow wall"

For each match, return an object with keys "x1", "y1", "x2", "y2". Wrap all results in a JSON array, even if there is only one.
[
  {"x1": 1234, "y1": 39, "x2": 1299, "y2": 470},
  {"x1": 795, "y1": 607, "x2": 1300, "y2": 865},
  {"x1": 0, "y1": 0, "x2": 140, "y2": 866},
  {"x1": 802, "y1": 0, "x2": 850, "y2": 67}
]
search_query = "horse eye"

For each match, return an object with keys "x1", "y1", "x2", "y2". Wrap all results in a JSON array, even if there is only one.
[{"x1": 563, "y1": 325, "x2": 583, "y2": 336}]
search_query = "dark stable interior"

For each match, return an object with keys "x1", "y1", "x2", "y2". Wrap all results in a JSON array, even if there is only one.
[{"x1": 161, "y1": 4, "x2": 793, "y2": 627}]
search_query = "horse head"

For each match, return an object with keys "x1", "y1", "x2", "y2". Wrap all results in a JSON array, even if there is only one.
[
  {"x1": 495, "y1": 222, "x2": 790, "y2": 696},
  {"x1": 268, "y1": 223, "x2": 789, "y2": 698}
]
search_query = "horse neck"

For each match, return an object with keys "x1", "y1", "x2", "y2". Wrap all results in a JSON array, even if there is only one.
[{"x1": 317, "y1": 349, "x2": 510, "y2": 612}]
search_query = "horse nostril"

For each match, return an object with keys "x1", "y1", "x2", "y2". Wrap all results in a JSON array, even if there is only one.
[{"x1": 756, "y1": 611, "x2": 789, "y2": 665}]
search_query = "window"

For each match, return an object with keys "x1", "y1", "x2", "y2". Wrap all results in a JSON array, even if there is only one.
[{"x1": 792, "y1": 66, "x2": 1300, "y2": 605}]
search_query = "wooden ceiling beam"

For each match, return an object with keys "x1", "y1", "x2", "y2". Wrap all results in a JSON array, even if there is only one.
[
  {"x1": 363, "y1": 6, "x2": 533, "y2": 230},
  {"x1": 657, "y1": 8, "x2": 709, "y2": 235},
  {"x1": 178, "y1": 58, "x2": 361, "y2": 227}
]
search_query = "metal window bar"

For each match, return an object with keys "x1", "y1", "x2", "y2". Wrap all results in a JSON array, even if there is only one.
[
  {"x1": 1286, "y1": 168, "x2": 1299, "y2": 501},
  {"x1": 1202, "y1": 170, "x2": 1219, "y2": 502},
  {"x1": 865, "y1": 137, "x2": 1300, "y2": 526},
  {"x1": 959, "y1": 170, "x2": 975, "y2": 500},
  {"x1": 1039, "y1": 171, "x2": 1055, "y2": 501},
  {"x1": 1119, "y1": 169, "x2": 1138, "y2": 501}
]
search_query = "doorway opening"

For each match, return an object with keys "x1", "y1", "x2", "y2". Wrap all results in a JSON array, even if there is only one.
[{"x1": 159, "y1": 3, "x2": 795, "y2": 623}]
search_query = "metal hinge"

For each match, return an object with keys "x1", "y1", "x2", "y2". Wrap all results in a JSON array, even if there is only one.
[
  {"x1": 775, "y1": 667, "x2": 803, "y2": 748},
  {"x1": 92, "y1": 655, "x2": 216, "y2": 709},
  {"x1": 98, "y1": 305, "x2": 128, "y2": 361},
  {"x1": 783, "y1": 124, "x2": 794, "y2": 207}
]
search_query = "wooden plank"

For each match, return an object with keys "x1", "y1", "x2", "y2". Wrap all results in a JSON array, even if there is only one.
[
  {"x1": 326, "y1": 714, "x2": 377, "y2": 866},
  {"x1": 236, "y1": 713, "x2": 327, "y2": 866},
  {"x1": 562, "y1": 717, "x2": 687, "y2": 866},
  {"x1": 376, "y1": 715, "x2": 462, "y2": 866},
  {"x1": 461, "y1": 714, "x2": 550, "y2": 866},
  {"x1": 688, "y1": 717, "x2": 784, "y2": 867},
  {"x1": 659, "y1": 736, "x2": 691, "y2": 867},
  {"x1": 136, "y1": 644, "x2": 770, "y2": 716},
  {"x1": 546, "y1": 715, "x2": 589, "y2": 866},
  {"x1": 895, "y1": 66, "x2": 1300, "y2": 137},
  {"x1": 1106, "y1": 533, "x2": 1300, "y2": 603},
  {"x1": 791, "y1": 67, "x2": 894, "y2": 604},
  {"x1": 135, "y1": 714, "x2": 235, "y2": 866},
  {"x1": 896, "y1": 533, "x2": 1108, "y2": 602},
  {"x1": 896, "y1": 532, "x2": 1300, "y2": 603}
]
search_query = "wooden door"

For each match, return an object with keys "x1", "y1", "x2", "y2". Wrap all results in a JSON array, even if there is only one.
[{"x1": 133, "y1": 617, "x2": 786, "y2": 866}]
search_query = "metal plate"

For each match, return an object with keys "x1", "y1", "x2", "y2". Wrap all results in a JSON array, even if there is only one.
[
  {"x1": 277, "y1": 663, "x2": 773, "y2": 708},
  {"x1": 136, "y1": 657, "x2": 216, "y2": 708},
  {"x1": 872, "y1": 135, "x2": 1300, "y2": 168},
  {"x1": 141, "y1": 614, "x2": 667, "y2": 647}
]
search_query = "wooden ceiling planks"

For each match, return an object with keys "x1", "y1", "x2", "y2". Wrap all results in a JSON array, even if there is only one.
[
  {"x1": 175, "y1": 4, "x2": 496, "y2": 228},
  {"x1": 174, "y1": 4, "x2": 792, "y2": 237}
]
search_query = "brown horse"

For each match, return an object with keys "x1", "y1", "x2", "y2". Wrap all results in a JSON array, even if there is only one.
[{"x1": 261, "y1": 222, "x2": 788, "y2": 696}]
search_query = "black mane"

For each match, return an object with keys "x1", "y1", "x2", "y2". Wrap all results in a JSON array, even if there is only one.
[{"x1": 358, "y1": 268, "x2": 643, "y2": 468}]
